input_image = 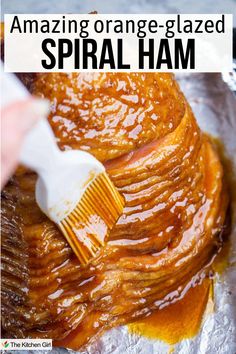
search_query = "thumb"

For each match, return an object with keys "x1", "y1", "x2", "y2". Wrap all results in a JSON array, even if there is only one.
[{"x1": 1, "y1": 98, "x2": 50, "y2": 189}]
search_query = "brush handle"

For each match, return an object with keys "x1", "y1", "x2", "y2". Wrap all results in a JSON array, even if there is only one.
[
  {"x1": 1, "y1": 64, "x2": 60, "y2": 173},
  {"x1": 20, "y1": 119, "x2": 60, "y2": 173}
]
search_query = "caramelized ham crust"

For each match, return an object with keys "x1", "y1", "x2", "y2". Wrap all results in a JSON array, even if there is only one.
[{"x1": 1, "y1": 73, "x2": 228, "y2": 349}]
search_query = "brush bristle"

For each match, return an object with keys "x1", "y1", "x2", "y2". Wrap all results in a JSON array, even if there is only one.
[{"x1": 58, "y1": 172, "x2": 124, "y2": 264}]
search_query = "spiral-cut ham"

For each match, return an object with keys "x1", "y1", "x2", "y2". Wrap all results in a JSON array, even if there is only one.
[{"x1": 1, "y1": 73, "x2": 228, "y2": 350}]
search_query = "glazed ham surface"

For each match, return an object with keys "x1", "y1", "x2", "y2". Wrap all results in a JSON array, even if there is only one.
[{"x1": 1, "y1": 73, "x2": 228, "y2": 350}]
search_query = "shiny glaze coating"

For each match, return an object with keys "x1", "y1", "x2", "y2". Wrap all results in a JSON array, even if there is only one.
[
  {"x1": 30, "y1": 73, "x2": 185, "y2": 161},
  {"x1": 1, "y1": 72, "x2": 228, "y2": 349}
]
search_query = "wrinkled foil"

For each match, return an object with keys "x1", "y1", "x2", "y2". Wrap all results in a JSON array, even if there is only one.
[{"x1": 9, "y1": 73, "x2": 236, "y2": 354}]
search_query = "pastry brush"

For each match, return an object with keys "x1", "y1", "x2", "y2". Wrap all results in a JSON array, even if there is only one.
[{"x1": 1, "y1": 66, "x2": 124, "y2": 264}]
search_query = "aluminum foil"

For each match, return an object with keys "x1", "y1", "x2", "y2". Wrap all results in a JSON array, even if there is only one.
[{"x1": 9, "y1": 73, "x2": 236, "y2": 354}]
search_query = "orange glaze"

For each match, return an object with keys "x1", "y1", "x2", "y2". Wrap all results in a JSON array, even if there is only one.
[
  {"x1": 128, "y1": 276, "x2": 213, "y2": 345},
  {"x1": 25, "y1": 72, "x2": 186, "y2": 162},
  {"x1": 128, "y1": 222, "x2": 231, "y2": 346},
  {"x1": 1, "y1": 72, "x2": 229, "y2": 351},
  {"x1": 129, "y1": 138, "x2": 233, "y2": 346}
]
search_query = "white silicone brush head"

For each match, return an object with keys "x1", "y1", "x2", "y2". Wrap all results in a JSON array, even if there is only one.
[{"x1": 35, "y1": 149, "x2": 105, "y2": 224}]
